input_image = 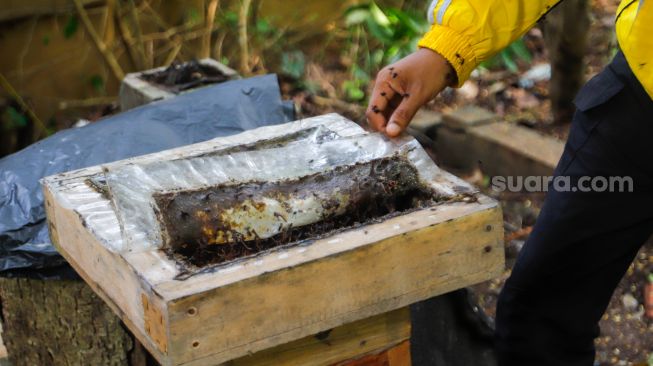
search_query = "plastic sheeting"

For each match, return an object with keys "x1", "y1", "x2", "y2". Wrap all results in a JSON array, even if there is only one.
[
  {"x1": 0, "y1": 74, "x2": 294, "y2": 278},
  {"x1": 93, "y1": 122, "x2": 461, "y2": 254}
]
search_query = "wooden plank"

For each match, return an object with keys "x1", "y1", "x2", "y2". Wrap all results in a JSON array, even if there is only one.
[
  {"x1": 225, "y1": 307, "x2": 410, "y2": 366},
  {"x1": 167, "y1": 204, "x2": 504, "y2": 365},
  {"x1": 42, "y1": 186, "x2": 169, "y2": 363},
  {"x1": 152, "y1": 198, "x2": 496, "y2": 299},
  {"x1": 386, "y1": 341, "x2": 411, "y2": 366},
  {"x1": 336, "y1": 340, "x2": 411, "y2": 366}
]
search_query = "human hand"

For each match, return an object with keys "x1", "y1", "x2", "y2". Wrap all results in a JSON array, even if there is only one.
[{"x1": 366, "y1": 48, "x2": 456, "y2": 137}]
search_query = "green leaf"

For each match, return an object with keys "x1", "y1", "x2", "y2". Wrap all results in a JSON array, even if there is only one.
[
  {"x1": 90, "y1": 75, "x2": 104, "y2": 92},
  {"x1": 255, "y1": 19, "x2": 273, "y2": 35},
  {"x1": 63, "y1": 15, "x2": 78, "y2": 39},
  {"x1": 365, "y1": 17, "x2": 394, "y2": 43},
  {"x1": 369, "y1": 2, "x2": 390, "y2": 27},
  {"x1": 648, "y1": 273, "x2": 653, "y2": 283},
  {"x1": 185, "y1": 7, "x2": 202, "y2": 26},
  {"x1": 500, "y1": 51, "x2": 518, "y2": 73},
  {"x1": 351, "y1": 64, "x2": 370, "y2": 83},
  {"x1": 7, "y1": 106, "x2": 28, "y2": 128},
  {"x1": 482, "y1": 37, "x2": 532, "y2": 72},
  {"x1": 345, "y1": 7, "x2": 370, "y2": 26},
  {"x1": 223, "y1": 11, "x2": 239, "y2": 27},
  {"x1": 343, "y1": 80, "x2": 365, "y2": 101},
  {"x1": 385, "y1": 8, "x2": 426, "y2": 35},
  {"x1": 42, "y1": 35, "x2": 50, "y2": 45},
  {"x1": 281, "y1": 51, "x2": 306, "y2": 80},
  {"x1": 509, "y1": 39, "x2": 532, "y2": 63},
  {"x1": 371, "y1": 49, "x2": 384, "y2": 67}
]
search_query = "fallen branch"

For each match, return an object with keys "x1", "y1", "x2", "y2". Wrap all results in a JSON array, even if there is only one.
[
  {"x1": 114, "y1": 0, "x2": 139, "y2": 69},
  {"x1": 127, "y1": 0, "x2": 148, "y2": 69},
  {"x1": 58, "y1": 96, "x2": 117, "y2": 110},
  {"x1": 0, "y1": 73, "x2": 48, "y2": 138},
  {"x1": 141, "y1": 2, "x2": 191, "y2": 61},
  {"x1": 163, "y1": 42, "x2": 183, "y2": 66},
  {"x1": 311, "y1": 95, "x2": 365, "y2": 117},
  {"x1": 238, "y1": 0, "x2": 252, "y2": 74},
  {"x1": 213, "y1": 32, "x2": 227, "y2": 61},
  {"x1": 73, "y1": 0, "x2": 125, "y2": 80},
  {"x1": 201, "y1": 0, "x2": 219, "y2": 59}
]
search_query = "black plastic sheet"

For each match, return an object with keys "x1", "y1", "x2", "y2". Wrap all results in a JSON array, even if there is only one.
[{"x1": 0, "y1": 74, "x2": 293, "y2": 279}]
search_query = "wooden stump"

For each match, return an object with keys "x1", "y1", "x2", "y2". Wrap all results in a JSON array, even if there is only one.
[{"x1": 0, "y1": 278, "x2": 149, "y2": 366}]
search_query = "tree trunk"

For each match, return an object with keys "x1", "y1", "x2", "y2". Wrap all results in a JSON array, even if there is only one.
[
  {"x1": 543, "y1": 0, "x2": 590, "y2": 125},
  {"x1": 0, "y1": 278, "x2": 151, "y2": 366}
]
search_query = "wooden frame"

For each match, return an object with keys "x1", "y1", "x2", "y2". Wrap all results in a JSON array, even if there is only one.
[{"x1": 42, "y1": 115, "x2": 504, "y2": 365}]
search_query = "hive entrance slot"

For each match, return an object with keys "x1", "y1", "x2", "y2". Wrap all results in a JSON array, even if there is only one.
[{"x1": 153, "y1": 156, "x2": 438, "y2": 268}]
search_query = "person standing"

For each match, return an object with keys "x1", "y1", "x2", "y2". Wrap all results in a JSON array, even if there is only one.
[{"x1": 366, "y1": 1, "x2": 653, "y2": 365}]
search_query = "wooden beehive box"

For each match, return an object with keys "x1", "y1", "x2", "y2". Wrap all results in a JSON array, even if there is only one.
[{"x1": 42, "y1": 114, "x2": 504, "y2": 366}]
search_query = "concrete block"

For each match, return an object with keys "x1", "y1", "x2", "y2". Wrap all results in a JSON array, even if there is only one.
[
  {"x1": 442, "y1": 105, "x2": 497, "y2": 131},
  {"x1": 119, "y1": 58, "x2": 239, "y2": 111},
  {"x1": 435, "y1": 106, "x2": 565, "y2": 177},
  {"x1": 468, "y1": 122, "x2": 564, "y2": 177},
  {"x1": 410, "y1": 109, "x2": 443, "y2": 136}
]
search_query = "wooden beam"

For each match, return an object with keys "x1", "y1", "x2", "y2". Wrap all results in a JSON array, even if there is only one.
[{"x1": 225, "y1": 308, "x2": 410, "y2": 366}]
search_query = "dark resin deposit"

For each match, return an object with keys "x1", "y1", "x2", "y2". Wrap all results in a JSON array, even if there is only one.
[
  {"x1": 141, "y1": 60, "x2": 229, "y2": 93},
  {"x1": 153, "y1": 156, "x2": 438, "y2": 268}
]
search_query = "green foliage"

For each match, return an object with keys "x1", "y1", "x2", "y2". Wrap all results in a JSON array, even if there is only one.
[
  {"x1": 648, "y1": 273, "x2": 653, "y2": 283},
  {"x1": 281, "y1": 51, "x2": 306, "y2": 80},
  {"x1": 4, "y1": 106, "x2": 28, "y2": 129},
  {"x1": 341, "y1": 2, "x2": 427, "y2": 102},
  {"x1": 482, "y1": 39, "x2": 532, "y2": 73},
  {"x1": 185, "y1": 7, "x2": 202, "y2": 26},
  {"x1": 42, "y1": 35, "x2": 50, "y2": 46},
  {"x1": 342, "y1": 64, "x2": 371, "y2": 102},
  {"x1": 63, "y1": 15, "x2": 78, "y2": 39},
  {"x1": 345, "y1": 2, "x2": 428, "y2": 66},
  {"x1": 255, "y1": 19, "x2": 274, "y2": 36},
  {"x1": 342, "y1": 80, "x2": 365, "y2": 101},
  {"x1": 89, "y1": 75, "x2": 105, "y2": 93},
  {"x1": 221, "y1": 10, "x2": 239, "y2": 27}
]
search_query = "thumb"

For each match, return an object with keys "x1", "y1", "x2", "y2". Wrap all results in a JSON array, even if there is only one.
[{"x1": 386, "y1": 96, "x2": 420, "y2": 137}]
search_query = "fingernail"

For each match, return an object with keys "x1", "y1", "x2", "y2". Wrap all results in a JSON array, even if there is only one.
[{"x1": 386, "y1": 122, "x2": 401, "y2": 136}]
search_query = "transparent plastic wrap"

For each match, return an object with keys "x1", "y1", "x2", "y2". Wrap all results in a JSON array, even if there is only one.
[{"x1": 91, "y1": 115, "x2": 474, "y2": 254}]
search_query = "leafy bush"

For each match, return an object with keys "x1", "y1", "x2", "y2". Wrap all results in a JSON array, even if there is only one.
[{"x1": 342, "y1": 2, "x2": 428, "y2": 101}]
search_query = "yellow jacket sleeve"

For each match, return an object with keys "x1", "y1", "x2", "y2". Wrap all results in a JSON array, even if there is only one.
[{"x1": 418, "y1": 0, "x2": 562, "y2": 86}]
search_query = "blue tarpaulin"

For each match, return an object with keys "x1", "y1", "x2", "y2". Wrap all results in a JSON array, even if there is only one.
[{"x1": 0, "y1": 74, "x2": 293, "y2": 278}]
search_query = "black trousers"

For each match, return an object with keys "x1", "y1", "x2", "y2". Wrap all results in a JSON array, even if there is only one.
[{"x1": 495, "y1": 51, "x2": 653, "y2": 366}]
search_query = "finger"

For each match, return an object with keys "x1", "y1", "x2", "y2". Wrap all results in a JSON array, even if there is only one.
[
  {"x1": 367, "y1": 81, "x2": 398, "y2": 131},
  {"x1": 386, "y1": 94, "x2": 421, "y2": 137},
  {"x1": 382, "y1": 91, "x2": 402, "y2": 122},
  {"x1": 365, "y1": 102, "x2": 387, "y2": 132},
  {"x1": 376, "y1": 78, "x2": 402, "y2": 107}
]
